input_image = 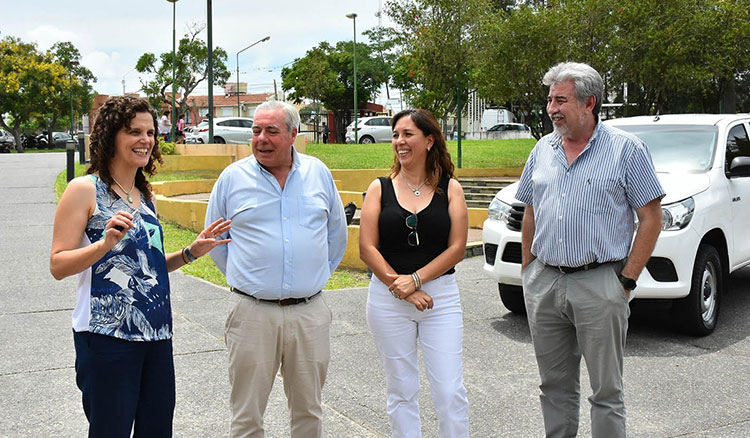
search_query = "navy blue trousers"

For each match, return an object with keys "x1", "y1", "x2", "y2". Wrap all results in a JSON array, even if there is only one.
[{"x1": 73, "y1": 331, "x2": 175, "y2": 438}]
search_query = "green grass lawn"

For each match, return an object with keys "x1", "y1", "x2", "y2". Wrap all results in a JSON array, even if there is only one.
[
  {"x1": 11, "y1": 147, "x2": 68, "y2": 153},
  {"x1": 54, "y1": 165, "x2": 370, "y2": 289},
  {"x1": 306, "y1": 138, "x2": 536, "y2": 169}
]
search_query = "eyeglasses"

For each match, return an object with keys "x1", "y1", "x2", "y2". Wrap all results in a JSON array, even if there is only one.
[{"x1": 405, "y1": 213, "x2": 419, "y2": 247}]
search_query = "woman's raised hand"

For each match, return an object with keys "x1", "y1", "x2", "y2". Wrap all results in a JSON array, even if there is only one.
[{"x1": 188, "y1": 218, "x2": 232, "y2": 258}]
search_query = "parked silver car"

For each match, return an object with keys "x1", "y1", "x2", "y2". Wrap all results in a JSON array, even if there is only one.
[
  {"x1": 345, "y1": 116, "x2": 393, "y2": 144},
  {"x1": 189, "y1": 117, "x2": 254, "y2": 144}
]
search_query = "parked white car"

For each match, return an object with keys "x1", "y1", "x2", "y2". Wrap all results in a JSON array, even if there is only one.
[
  {"x1": 482, "y1": 114, "x2": 750, "y2": 335},
  {"x1": 345, "y1": 116, "x2": 392, "y2": 144},
  {"x1": 184, "y1": 120, "x2": 208, "y2": 144},
  {"x1": 0, "y1": 129, "x2": 15, "y2": 152},
  {"x1": 486, "y1": 123, "x2": 531, "y2": 133},
  {"x1": 187, "y1": 117, "x2": 253, "y2": 144}
]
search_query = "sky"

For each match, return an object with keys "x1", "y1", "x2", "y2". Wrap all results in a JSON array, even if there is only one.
[{"x1": 1, "y1": 0, "x2": 393, "y2": 101}]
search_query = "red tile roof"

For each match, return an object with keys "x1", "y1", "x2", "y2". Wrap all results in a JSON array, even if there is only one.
[{"x1": 187, "y1": 93, "x2": 274, "y2": 107}]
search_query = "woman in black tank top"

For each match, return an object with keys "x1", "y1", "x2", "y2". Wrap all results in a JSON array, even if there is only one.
[{"x1": 360, "y1": 109, "x2": 470, "y2": 437}]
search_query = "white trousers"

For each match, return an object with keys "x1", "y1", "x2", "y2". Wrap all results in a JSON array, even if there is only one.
[{"x1": 366, "y1": 274, "x2": 469, "y2": 438}]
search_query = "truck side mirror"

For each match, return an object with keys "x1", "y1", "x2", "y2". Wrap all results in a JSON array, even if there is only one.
[{"x1": 727, "y1": 156, "x2": 750, "y2": 178}]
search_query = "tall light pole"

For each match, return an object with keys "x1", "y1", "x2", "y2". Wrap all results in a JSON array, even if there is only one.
[
  {"x1": 167, "y1": 0, "x2": 178, "y2": 142},
  {"x1": 207, "y1": 0, "x2": 214, "y2": 143},
  {"x1": 346, "y1": 13, "x2": 358, "y2": 144},
  {"x1": 69, "y1": 60, "x2": 79, "y2": 137},
  {"x1": 121, "y1": 68, "x2": 136, "y2": 95},
  {"x1": 236, "y1": 36, "x2": 270, "y2": 117}
]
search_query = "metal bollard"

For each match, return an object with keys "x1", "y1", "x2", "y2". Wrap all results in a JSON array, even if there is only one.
[
  {"x1": 66, "y1": 139, "x2": 77, "y2": 182},
  {"x1": 78, "y1": 132, "x2": 85, "y2": 164}
]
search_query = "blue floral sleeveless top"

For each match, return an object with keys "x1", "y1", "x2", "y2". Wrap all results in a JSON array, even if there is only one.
[{"x1": 85, "y1": 175, "x2": 172, "y2": 341}]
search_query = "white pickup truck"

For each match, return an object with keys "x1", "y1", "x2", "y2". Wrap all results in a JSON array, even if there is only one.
[{"x1": 482, "y1": 114, "x2": 750, "y2": 335}]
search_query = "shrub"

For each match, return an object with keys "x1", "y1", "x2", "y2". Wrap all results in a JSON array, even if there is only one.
[{"x1": 160, "y1": 141, "x2": 176, "y2": 155}]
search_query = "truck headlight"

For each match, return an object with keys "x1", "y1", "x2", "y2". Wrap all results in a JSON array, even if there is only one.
[
  {"x1": 488, "y1": 197, "x2": 513, "y2": 223},
  {"x1": 661, "y1": 197, "x2": 694, "y2": 231}
]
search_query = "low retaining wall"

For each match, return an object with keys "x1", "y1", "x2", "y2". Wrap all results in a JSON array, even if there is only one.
[
  {"x1": 330, "y1": 168, "x2": 522, "y2": 192},
  {"x1": 154, "y1": 195, "x2": 208, "y2": 233},
  {"x1": 158, "y1": 155, "x2": 232, "y2": 173},
  {"x1": 151, "y1": 179, "x2": 216, "y2": 197},
  {"x1": 155, "y1": 193, "x2": 367, "y2": 270},
  {"x1": 151, "y1": 163, "x2": 501, "y2": 271},
  {"x1": 173, "y1": 135, "x2": 307, "y2": 158}
]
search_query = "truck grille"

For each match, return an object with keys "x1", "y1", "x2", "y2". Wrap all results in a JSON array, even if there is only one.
[{"x1": 507, "y1": 203, "x2": 525, "y2": 231}]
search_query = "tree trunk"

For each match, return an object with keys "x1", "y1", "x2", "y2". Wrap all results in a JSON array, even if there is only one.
[{"x1": 721, "y1": 77, "x2": 737, "y2": 114}]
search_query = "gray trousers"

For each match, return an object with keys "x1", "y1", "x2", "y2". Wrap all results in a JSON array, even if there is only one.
[{"x1": 522, "y1": 259, "x2": 630, "y2": 438}]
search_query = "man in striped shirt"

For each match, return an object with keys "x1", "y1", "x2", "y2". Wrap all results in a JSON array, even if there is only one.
[{"x1": 517, "y1": 62, "x2": 664, "y2": 438}]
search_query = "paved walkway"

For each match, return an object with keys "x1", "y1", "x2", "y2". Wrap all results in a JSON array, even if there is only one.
[{"x1": 3, "y1": 152, "x2": 750, "y2": 437}]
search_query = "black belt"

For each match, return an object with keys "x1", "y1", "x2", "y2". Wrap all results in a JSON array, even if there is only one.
[
  {"x1": 546, "y1": 261, "x2": 604, "y2": 274},
  {"x1": 230, "y1": 287, "x2": 321, "y2": 306}
]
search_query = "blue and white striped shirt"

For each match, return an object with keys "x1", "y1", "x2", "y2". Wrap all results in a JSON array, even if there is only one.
[{"x1": 516, "y1": 122, "x2": 664, "y2": 267}]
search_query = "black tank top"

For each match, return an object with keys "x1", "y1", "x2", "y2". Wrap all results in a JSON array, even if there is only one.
[{"x1": 377, "y1": 176, "x2": 455, "y2": 276}]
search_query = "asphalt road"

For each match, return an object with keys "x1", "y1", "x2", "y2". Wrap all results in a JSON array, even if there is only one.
[{"x1": 2, "y1": 152, "x2": 750, "y2": 437}]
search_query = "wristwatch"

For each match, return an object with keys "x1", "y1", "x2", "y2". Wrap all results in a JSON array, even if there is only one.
[{"x1": 618, "y1": 273, "x2": 637, "y2": 291}]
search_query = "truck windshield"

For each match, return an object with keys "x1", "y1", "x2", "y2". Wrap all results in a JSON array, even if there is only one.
[{"x1": 615, "y1": 125, "x2": 718, "y2": 173}]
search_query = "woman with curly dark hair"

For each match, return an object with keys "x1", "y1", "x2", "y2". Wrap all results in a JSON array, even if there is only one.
[
  {"x1": 50, "y1": 95, "x2": 231, "y2": 437},
  {"x1": 359, "y1": 108, "x2": 470, "y2": 437}
]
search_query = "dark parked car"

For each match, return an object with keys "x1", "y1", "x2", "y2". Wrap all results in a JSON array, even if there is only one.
[{"x1": 52, "y1": 132, "x2": 74, "y2": 148}]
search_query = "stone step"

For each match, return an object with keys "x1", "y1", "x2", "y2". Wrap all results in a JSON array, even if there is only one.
[
  {"x1": 466, "y1": 200, "x2": 492, "y2": 209},
  {"x1": 464, "y1": 192, "x2": 496, "y2": 201}
]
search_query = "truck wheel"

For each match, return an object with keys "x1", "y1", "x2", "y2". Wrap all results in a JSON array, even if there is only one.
[
  {"x1": 499, "y1": 284, "x2": 526, "y2": 315},
  {"x1": 673, "y1": 244, "x2": 722, "y2": 336}
]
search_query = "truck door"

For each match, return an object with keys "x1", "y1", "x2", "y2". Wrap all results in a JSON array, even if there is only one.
[{"x1": 725, "y1": 122, "x2": 750, "y2": 268}]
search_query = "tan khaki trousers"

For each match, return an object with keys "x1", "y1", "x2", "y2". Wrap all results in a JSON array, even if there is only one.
[{"x1": 225, "y1": 293, "x2": 332, "y2": 438}]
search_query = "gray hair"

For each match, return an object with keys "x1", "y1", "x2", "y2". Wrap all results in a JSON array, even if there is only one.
[
  {"x1": 543, "y1": 62, "x2": 604, "y2": 118},
  {"x1": 255, "y1": 100, "x2": 300, "y2": 133}
]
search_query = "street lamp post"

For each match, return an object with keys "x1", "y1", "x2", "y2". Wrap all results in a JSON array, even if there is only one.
[
  {"x1": 69, "y1": 60, "x2": 82, "y2": 164},
  {"x1": 346, "y1": 13, "x2": 358, "y2": 144},
  {"x1": 121, "y1": 68, "x2": 135, "y2": 95},
  {"x1": 236, "y1": 36, "x2": 270, "y2": 117},
  {"x1": 167, "y1": 0, "x2": 178, "y2": 143},
  {"x1": 69, "y1": 60, "x2": 79, "y2": 137}
]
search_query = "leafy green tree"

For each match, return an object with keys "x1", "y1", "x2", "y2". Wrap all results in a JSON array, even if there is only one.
[
  {"x1": 363, "y1": 26, "x2": 400, "y2": 100},
  {"x1": 38, "y1": 42, "x2": 96, "y2": 145},
  {"x1": 281, "y1": 41, "x2": 388, "y2": 143},
  {"x1": 474, "y1": 0, "x2": 750, "y2": 137},
  {"x1": 136, "y1": 24, "x2": 230, "y2": 118},
  {"x1": 386, "y1": 0, "x2": 487, "y2": 121},
  {"x1": 0, "y1": 36, "x2": 66, "y2": 152},
  {"x1": 474, "y1": 5, "x2": 568, "y2": 138}
]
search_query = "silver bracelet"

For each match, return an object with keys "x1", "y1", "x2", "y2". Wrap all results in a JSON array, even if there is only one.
[{"x1": 412, "y1": 272, "x2": 422, "y2": 290}]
